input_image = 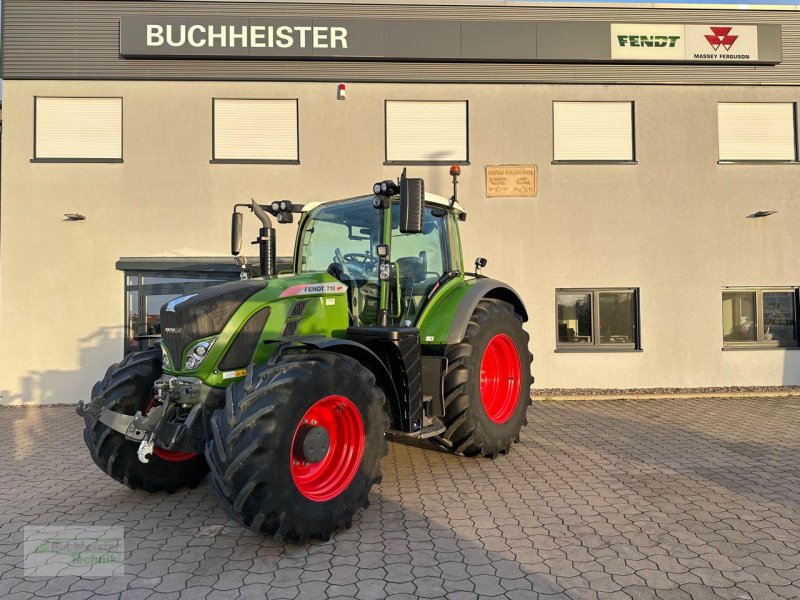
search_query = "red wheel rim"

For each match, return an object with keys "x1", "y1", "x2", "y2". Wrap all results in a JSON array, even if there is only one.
[
  {"x1": 153, "y1": 448, "x2": 199, "y2": 462},
  {"x1": 145, "y1": 398, "x2": 199, "y2": 463},
  {"x1": 290, "y1": 395, "x2": 365, "y2": 502},
  {"x1": 479, "y1": 334, "x2": 522, "y2": 424}
]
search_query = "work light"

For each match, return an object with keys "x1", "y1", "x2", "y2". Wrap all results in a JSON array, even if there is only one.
[
  {"x1": 184, "y1": 339, "x2": 215, "y2": 370},
  {"x1": 372, "y1": 180, "x2": 398, "y2": 197}
]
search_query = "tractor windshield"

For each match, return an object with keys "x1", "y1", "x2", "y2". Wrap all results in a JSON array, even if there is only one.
[
  {"x1": 299, "y1": 196, "x2": 452, "y2": 325},
  {"x1": 298, "y1": 197, "x2": 381, "y2": 280}
]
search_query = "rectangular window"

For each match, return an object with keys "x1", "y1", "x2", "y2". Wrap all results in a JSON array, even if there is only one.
[
  {"x1": 34, "y1": 97, "x2": 122, "y2": 161},
  {"x1": 553, "y1": 101, "x2": 635, "y2": 163},
  {"x1": 556, "y1": 288, "x2": 640, "y2": 350},
  {"x1": 718, "y1": 103, "x2": 797, "y2": 162},
  {"x1": 722, "y1": 287, "x2": 798, "y2": 347},
  {"x1": 385, "y1": 100, "x2": 468, "y2": 164},
  {"x1": 213, "y1": 99, "x2": 299, "y2": 162}
]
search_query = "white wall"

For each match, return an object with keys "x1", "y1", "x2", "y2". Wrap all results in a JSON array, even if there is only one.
[{"x1": 2, "y1": 80, "x2": 799, "y2": 404}]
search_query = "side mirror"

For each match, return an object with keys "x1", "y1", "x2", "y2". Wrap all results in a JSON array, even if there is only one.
[
  {"x1": 400, "y1": 176, "x2": 425, "y2": 234},
  {"x1": 231, "y1": 212, "x2": 243, "y2": 256}
]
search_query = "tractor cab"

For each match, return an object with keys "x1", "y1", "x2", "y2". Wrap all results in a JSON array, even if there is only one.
[{"x1": 296, "y1": 192, "x2": 465, "y2": 327}]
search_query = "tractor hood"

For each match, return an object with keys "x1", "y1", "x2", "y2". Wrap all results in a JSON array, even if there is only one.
[
  {"x1": 160, "y1": 279, "x2": 268, "y2": 367},
  {"x1": 159, "y1": 272, "x2": 350, "y2": 380}
]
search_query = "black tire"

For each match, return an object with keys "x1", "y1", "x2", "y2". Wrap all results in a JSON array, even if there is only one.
[
  {"x1": 82, "y1": 348, "x2": 209, "y2": 492},
  {"x1": 436, "y1": 299, "x2": 533, "y2": 457},
  {"x1": 205, "y1": 351, "x2": 387, "y2": 542}
]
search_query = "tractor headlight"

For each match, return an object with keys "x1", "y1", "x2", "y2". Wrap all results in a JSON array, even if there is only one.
[
  {"x1": 161, "y1": 347, "x2": 171, "y2": 369},
  {"x1": 184, "y1": 339, "x2": 216, "y2": 371},
  {"x1": 373, "y1": 183, "x2": 382, "y2": 195}
]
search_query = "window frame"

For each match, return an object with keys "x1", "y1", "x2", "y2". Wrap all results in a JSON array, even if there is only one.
[
  {"x1": 384, "y1": 99, "x2": 470, "y2": 165},
  {"x1": 722, "y1": 287, "x2": 800, "y2": 349},
  {"x1": 32, "y1": 96, "x2": 124, "y2": 163},
  {"x1": 717, "y1": 102, "x2": 799, "y2": 164},
  {"x1": 211, "y1": 98, "x2": 300, "y2": 164},
  {"x1": 555, "y1": 287, "x2": 642, "y2": 352},
  {"x1": 551, "y1": 100, "x2": 637, "y2": 165}
]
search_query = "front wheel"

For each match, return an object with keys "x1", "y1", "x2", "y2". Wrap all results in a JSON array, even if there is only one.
[
  {"x1": 82, "y1": 348, "x2": 209, "y2": 492},
  {"x1": 436, "y1": 299, "x2": 533, "y2": 457},
  {"x1": 205, "y1": 351, "x2": 387, "y2": 541}
]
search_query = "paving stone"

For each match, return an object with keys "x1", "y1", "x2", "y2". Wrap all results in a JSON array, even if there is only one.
[{"x1": 1, "y1": 399, "x2": 799, "y2": 600}]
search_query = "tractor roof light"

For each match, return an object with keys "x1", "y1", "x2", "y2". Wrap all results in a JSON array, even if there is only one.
[{"x1": 449, "y1": 165, "x2": 461, "y2": 177}]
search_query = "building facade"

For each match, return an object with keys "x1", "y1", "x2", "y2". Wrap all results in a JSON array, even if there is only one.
[{"x1": 2, "y1": 0, "x2": 800, "y2": 404}]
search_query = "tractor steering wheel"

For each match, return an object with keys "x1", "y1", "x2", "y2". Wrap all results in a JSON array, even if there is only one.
[{"x1": 343, "y1": 253, "x2": 378, "y2": 267}]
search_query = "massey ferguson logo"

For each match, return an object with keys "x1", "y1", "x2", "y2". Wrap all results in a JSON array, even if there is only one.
[
  {"x1": 690, "y1": 24, "x2": 754, "y2": 61},
  {"x1": 705, "y1": 27, "x2": 738, "y2": 51}
]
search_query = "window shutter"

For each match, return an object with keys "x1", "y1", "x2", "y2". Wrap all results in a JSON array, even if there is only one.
[
  {"x1": 718, "y1": 103, "x2": 797, "y2": 161},
  {"x1": 386, "y1": 101, "x2": 468, "y2": 162},
  {"x1": 35, "y1": 97, "x2": 122, "y2": 160},
  {"x1": 213, "y1": 99, "x2": 298, "y2": 161},
  {"x1": 553, "y1": 102, "x2": 634, "y2": 161}
]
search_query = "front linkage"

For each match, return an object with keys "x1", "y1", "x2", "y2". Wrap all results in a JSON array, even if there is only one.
[{"x1": 77, "y1": 375, "x2": 209, "y2": 463}]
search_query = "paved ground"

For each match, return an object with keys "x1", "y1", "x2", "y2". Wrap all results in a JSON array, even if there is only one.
[{"x1": 0, "y1": 397, "x2": 798, "y2": 600}]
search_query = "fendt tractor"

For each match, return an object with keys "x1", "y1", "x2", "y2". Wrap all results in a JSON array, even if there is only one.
[{"x1": 78, "y1": 167, "x2": 533, "y2": 541}]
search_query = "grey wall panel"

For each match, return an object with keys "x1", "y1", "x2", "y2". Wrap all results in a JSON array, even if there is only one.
[
  {"x1": 3, "y1": 0, "x2": 800, "y2": 84},
  {"x1": 537, "y1": 22, "x2": 611, "y2": 62},
  {"x1": 758, "y1": 24, "x2": 783, "y2": 63},
  {"x1": 460, "y1": 22, "x2": 537, "y2": 61}
]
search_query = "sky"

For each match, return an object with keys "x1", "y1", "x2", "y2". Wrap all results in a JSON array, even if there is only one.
[{"x1": 530, "y1": 0, "x2": 800, "y2": 3}]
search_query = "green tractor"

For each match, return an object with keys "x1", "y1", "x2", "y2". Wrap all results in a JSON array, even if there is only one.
[{"x1": 78, "y1": 167, "x2": 533, "y2": 541}]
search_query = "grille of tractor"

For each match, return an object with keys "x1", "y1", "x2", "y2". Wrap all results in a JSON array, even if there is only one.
[
  {"x1": 288, "y1": 301, "x2": 307, "y2": 317},
  {"x1": 160, "y1": 279, "x2": 267, "y2": 366},
  {"x1": 218, "y1": 307, "x2": 271, "y2": 371},
  {"x1": 282, "y1": 320, "x2": 299, "y2": 337}
]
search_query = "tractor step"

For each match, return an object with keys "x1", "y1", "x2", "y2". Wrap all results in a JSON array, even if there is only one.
[{"x1": 387, "y1": 420, "x2": 446, "y2": 440}]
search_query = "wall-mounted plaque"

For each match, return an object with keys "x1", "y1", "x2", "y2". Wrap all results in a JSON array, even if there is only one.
[{"x1": 485, "y1": 165, "x2": 537, "y2": 198}]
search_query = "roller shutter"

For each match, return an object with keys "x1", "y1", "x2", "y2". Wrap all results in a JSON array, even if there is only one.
[
  {"x1": 386, "y1": 101, "x2": 468, "y2": 163},
  {"x1": 35, "y1": 97, "x2": 122, "y2": 160},
  {"x1": 718, "y1": 103, "x2": 797, "y2": 162},
  {"x1": 213, "y1": 99, "x2": 298, "y2": 161},
  {"x1": 553, "y1": 101, "x2": 634, "y2": 162}
]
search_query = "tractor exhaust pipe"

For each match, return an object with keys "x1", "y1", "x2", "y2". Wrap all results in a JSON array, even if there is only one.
[{"x1": 251, "y1": 201, "x2": 277, "y2": 278}]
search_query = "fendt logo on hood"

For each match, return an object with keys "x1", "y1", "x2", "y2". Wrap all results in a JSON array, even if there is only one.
[{"x1": 705, "y1": 27, "x2": 738, "y2": 52}]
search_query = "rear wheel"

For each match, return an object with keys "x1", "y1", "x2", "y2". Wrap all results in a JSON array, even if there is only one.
[
  {"x1": 436, "y1": 299, "x2": 533, "y2": 457},
  {"x1": 82, "y1": 348, "x2": 209, "y2": 492},
  {"x1": 205, "y1": 351, "x2": 386, "y2": 541}
]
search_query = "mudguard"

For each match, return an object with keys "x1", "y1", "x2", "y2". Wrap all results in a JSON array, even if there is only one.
[
  {"x1": 446, "y1": 279, "x2": 528, "y2": 345},
  {"x1": 280, "y1": 337, "x2": 403, "y2": 430}
]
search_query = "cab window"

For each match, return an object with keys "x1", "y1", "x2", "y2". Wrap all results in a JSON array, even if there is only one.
[{"x1": 391, "y1": 204, "x2": 450, "y2": 325}]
